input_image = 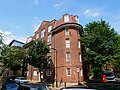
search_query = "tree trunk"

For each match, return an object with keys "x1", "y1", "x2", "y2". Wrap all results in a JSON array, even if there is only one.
[{"x1": 39, "y1": 69, "x2": 43, "y2": 82}]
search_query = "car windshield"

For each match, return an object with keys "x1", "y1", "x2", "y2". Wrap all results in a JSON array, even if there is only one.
[
  {"x1": 6, "y1": 83, "x2": 19, "y2": 89},
  {"x1": 106, "y1": 72, "x2": 114, "y2": 76}
]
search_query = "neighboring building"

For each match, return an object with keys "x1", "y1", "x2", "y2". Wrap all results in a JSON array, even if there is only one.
[
  {"x1": 25, "y1": 14, "x2": 83, "y2": 85},
  {"x1": 9, "y1": 39, "x2": 25, "y2": 76},
  {"x1": 9, "y1": 39, "x2": 25, "y2": 47},
  {"x1": 2, "y1": 40, "x2": 25, "y2": 78}
]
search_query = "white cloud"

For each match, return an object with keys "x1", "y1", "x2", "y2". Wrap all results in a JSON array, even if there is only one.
[
  {"x1": 3, "y1": 31, "x2": 12, "y2": 36},
  {"x1": 84, "y1": 9, "x2": 100, "y2": 17},
  {"x1": 4, "y1": 39, "x2": 13, "y2": 45},
  {"x1": 0, "y1": 29, "x2": 26, "y2": 45},
  {"x1": 0, "y1": 29, "x2": 12, "y2": 36},
  {"x1": 54, "y1": 2, "x2": 63, "y2": 9}
]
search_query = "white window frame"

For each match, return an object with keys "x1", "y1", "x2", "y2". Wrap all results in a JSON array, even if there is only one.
[
  {"x1": 48, "y1": 34, "x2": 51, "y2": 42},
  {"x1": 79, "y1": 53, "x2": 82, "y2": 62},
  {"x1": 33, "y1": 70, "x2": 37, "y2": 76},
  {"x1": 75, "y1": 15, "x2": 79, "y2": 23},
  {"x1": 66, "y1": 52, "x2": 70, "y2": 62},
  {"x1": 78, "y1": 40, "x2": 81, "y2": 48},
  {"x1": 66, "y1": 39, "x2": 70, "y2": 48},
  {"x1": 64, "y1": 15, "x2": 69, "y2": 22},
  {"x1": 48, "y1": 25, "x2": 52, "y2": 32},
  {"x1": 65, "y1": 28, "x2": 69, "y2": 35},
  {"x1": 80, "y1": 68, "x2": 83, "y2": 76},
  {"x1": 27, "y1": 71, "x2": 29, "y2": 76},
  {"x1": 36, "y1": 33, "x2": 39, "y2": 39},
  {"x1": 66, "y1": 68, "x2": 71, "y2": 76},
  {"x1": 49, "y1": 45, "x2": 51, "y2": 52},
  {"x1": 41, "y1": 29, "x2": 45, "y2": 38}
]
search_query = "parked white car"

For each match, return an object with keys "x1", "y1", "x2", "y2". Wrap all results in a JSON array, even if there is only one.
[
  {"x1": 104, "y1": 70, "x2": 116, "y2": 82},
  {"x1": 15, "y1": 77, "x2": 29, "y2": 84}
]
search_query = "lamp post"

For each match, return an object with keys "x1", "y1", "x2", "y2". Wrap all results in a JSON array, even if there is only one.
[{"x1": 51, "y1": 48, "x2": 58, "y2": 87}]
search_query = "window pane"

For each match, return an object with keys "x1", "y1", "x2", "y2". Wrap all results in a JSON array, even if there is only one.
[
  {"x1": 80, "y1": 69, "x2": 83, "y2": 76},
  {"x1": 75, "y1": 15, "x2": 79, "y2": 23},
  {"x1": 79, "y1": 53, "x2": 82, "y2": 62},
  {"x1": 33, "y1": 70, "x2": 37, "y2": 76},
  {"x1": 48, "y1": 26, "x2": 52, "y2": 32},
  {"x1": 64, "y1": 15, "x2": 69, "y2": 22},
  {"x1": 48, "y1": 34, "x2": 51, "y2": 42},
  {"x1": 78, "y1": 40, "x2": 81, "y2": 48},
  {"x1": 66, "y1": 39, "x2": 70, "y2": 48},
  {"x1": 41, "y1": 29, "x2": 45, "y2": 38},
  {"x1": 66, "y1": 52, "x2": 70, "y2": 62},
  {"x1": 36, "y1": 33, "x2": 39, "y2": 39},
  {"x1": 49, "y1": 45, "x2": 51, "y2": 52},
  {"x1": 65, "y1": 28, "x2": 69, "y2": 35},
  {"x1": 66, "y1": 68, "x2": 71, "y2": 76}
]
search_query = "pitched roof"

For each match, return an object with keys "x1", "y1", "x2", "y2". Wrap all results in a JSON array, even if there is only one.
[{"x1": 9, "y1": 39, "x2": 25, "y2": 47}]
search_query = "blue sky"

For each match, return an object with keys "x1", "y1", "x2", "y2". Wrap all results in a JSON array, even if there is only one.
[{"x1": 0, "y1": 0, "x2": 120, "y2": 44}]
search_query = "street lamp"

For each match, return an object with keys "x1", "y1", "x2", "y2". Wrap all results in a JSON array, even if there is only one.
[{"x1": 51, "y1": 48, "x2": 58, "y2": 87}]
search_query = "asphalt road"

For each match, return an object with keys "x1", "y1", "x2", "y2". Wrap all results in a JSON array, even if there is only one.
[
  {"x1": 85, "y1": 82, "x2": 120, "y2": 90},
  {"x1": 1, "y1": 81, "x2": 120, "y2": 90}
]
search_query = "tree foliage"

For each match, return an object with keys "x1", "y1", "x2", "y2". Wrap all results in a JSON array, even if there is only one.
[
  {"x1": 27, "y1": 39, "x2": 50, "y2": 68},
  {"x1": 27, "y1": 39, "x2": 50, "y2": 81},
  {"x1": 81, "y1": 20, "x2": 119, "y2": 79},
  {"x1": 0, "y1": 37, "x2": 4, "y2": 60},
  {"x1": 112, "y1": 35, "x2": 120, "y2": 70},
  {"x1": 1, "y1": 45, "x2": 25, "y2": 75}
]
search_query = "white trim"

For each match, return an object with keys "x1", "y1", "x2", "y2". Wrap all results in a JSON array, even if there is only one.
[
  {"x1": 80, "y1": 68, "x2": 83, "y2": 76},
  {"x1": 64, "y1": 15, "x2": 69, "y2": 22},
  {"x1": 78, "y1": 40, "x2": 81, "y2": 48},
  {"x1": 36, "y1": 33, "x2": 39, "y2": 39},
  {"x1": 66, "y1": 39, "x2": 70, "y2": 48},
  {"x1": 65, "y1": 28, "x2": 69, "y2": 35},
  {"x1": 48, "y1": 25, "x2": 52, "y2": 32},
  {"x1": 66, "y1": 68, "x2": 71, "y2": 76},
  {"x1": 66, "y1": 52, "x2": 70, "y2": 62},
  {"x1": 79, "y1": 53, "x2": 82, "y2": 62},
  {"x1": 33, "y1": 70, "x2": 37, "y2": 76},
  {"x1": 41, "y1": 29, "x2": 45, "y2": 38},
  {"x1": 48, "y1": 34, "x2": 51, "y2": 42}
]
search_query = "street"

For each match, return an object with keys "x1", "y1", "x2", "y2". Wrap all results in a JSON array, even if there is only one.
[
  {"x1": 84, "y1": 82, "x2": 120, "y2": 90},
  {"x1": 1, "y1": 82, "x2": 120, "y2": 90}
]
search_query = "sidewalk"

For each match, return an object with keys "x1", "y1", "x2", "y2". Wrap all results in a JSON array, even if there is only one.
[
  {"x1": 28, "y1": 80, "x2": 87, "y2": 90},
  {"x1": 28, "y1": 80, "x2": 60, "y2": 89}
]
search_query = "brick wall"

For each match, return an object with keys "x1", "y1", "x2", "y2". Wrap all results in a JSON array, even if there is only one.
[{"x1": 26, "y1": 14, "x2": 84, "y2": 83}]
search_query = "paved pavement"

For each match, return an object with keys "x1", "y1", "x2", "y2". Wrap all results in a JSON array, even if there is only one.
[{"x1": 1, "y1": 79, "x2": 120, "y2": 90}]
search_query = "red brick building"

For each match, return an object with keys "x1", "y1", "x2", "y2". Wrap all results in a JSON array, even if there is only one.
[{"x1": 25, "y1": 14, "x2": 83, "y2": 85}]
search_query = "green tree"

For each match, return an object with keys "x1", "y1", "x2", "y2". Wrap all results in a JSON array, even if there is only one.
[
  {"x1": 1, "y1": 45, "x2": 25, "y2": 76},
  {"x1": 0, "y1": 37, "x2": 4, "y2": 60},
  {"x1": 27, "y1": 39, "x2": 50, "y2": 82},
  {"x1": 112, "y1": 35, "x2": 120, "y2": 71},
  {"x1": 81, "y1": 20, "x2": 118, "y2": 79}
]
